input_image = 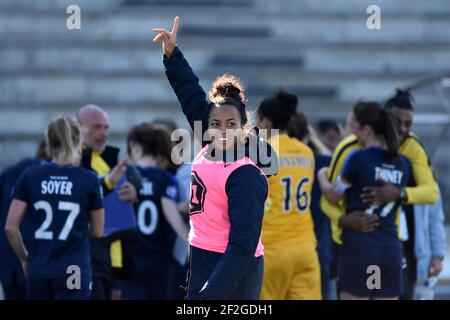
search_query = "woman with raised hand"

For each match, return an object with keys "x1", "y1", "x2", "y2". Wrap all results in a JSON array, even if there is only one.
[{"x1": 153, "y1": 17, "x2": 278, "y2": 300}]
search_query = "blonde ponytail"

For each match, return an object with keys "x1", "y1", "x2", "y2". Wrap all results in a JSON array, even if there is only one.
[{"x1": 46, "y1": 115, "x2": 82, "y2": 164}]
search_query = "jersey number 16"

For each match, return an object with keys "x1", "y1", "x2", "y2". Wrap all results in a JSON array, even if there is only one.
[{"x1": 281, "y1": 176, "x2": 310, "y2": 213}]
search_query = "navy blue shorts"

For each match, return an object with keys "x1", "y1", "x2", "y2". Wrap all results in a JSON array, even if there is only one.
[
  {"x1": 338, "y1": 242, "x2": 403, "y2": 298},
  {"x1": 27, "y1": 276, "x2": 92, "y2": 300},
  {"x1": 187, "y1": 246, "x2": 264, "y2": 300}
]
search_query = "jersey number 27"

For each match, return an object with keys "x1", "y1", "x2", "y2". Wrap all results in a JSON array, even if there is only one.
[{"x1": 34, "y1": 201, "x2": 80, "y2": 241}]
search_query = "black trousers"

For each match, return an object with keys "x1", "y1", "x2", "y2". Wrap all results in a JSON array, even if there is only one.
[
  {"x1": 187, "y1": 246, "x2": 264, "y2": 300},
  {"x1": 91, "y1": 276, "x2": 112, "y2": 300}
]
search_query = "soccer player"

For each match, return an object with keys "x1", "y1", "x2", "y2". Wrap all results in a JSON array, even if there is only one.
[
  {"x1": 0, "y1": 140, "x2": 47, "y2": 300},
  {"x1": 318, "y1": 101, "x2": 412, "y2": 300},
  {"x1": 5, "y1": 115, "x2": 105, "y2": 300},
  {"x1": 118, "y1": 123, "x2": 189, "y2": 299},
  {"x1": 321, "y1": 92, "x2": 439, "y2": 243},
  {"x1": 287, "y1": 114, "x2": 334, "y2": 299},
  {"x1": 153, "y1": 16, "x2": 278, "y2": 299},
  {"x1": 320, "y1": 90, "x2": 440, "y2": 299},
  {"x1": 150, "y1": 118, "x2": 191, "y2": 299},
  {"x1": 317, "y1": 119, "x2": 343, "y2": 152},
  {"x1": 257, "y1": 90, "x2": 321, "y2": 300}
]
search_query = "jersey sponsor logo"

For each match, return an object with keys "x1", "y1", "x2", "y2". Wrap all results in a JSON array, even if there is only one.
[{"x1": 189, "y1": 171, "x2": 206, "y2": 215}]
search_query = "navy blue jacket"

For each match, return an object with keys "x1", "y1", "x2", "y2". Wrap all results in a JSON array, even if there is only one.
[{"x1": 163, "y1": 47, "x2": 277, "y2": 299}]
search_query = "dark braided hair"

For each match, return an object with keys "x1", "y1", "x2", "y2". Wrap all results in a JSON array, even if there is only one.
[{"x1": 384, "y1": 88, "x2": 414, "y2": 111}]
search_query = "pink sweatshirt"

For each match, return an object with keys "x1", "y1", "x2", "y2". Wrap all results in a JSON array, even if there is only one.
[{"x1": 188, "y1": 146, "x2": 265, "y2": 257}]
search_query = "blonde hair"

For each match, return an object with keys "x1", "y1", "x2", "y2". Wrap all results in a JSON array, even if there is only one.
[{"x1": 46, "y1": 115, "x2": 82, "y2": 164}]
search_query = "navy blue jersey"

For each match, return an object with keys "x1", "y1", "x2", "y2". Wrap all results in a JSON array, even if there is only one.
[
  {"x1": 341, "y1": 147, "x2": 411, "y2": 246},
  {"x1": 0, "y1": 158, "x2": 42, "y2": 286},
  {"x1": 12, "y1": 161, "x2": 103, "y2": 279},
  {"x1": 127, "y1": 166, "x2": 178, "y2": 256}
]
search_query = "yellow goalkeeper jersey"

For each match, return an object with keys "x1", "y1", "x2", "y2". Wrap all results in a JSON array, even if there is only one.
[{"x1": 262, "y1": 133, "x2": 316, "y2": 246}]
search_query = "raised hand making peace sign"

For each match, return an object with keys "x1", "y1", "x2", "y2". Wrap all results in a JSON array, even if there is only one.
[{"x1": 153, "y1": 16, "x2": 179, "y2": 58}]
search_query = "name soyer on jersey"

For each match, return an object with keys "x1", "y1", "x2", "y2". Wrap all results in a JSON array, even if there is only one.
[{"x1": 41, "y1": 176, "x2": 73, "y2": 195}]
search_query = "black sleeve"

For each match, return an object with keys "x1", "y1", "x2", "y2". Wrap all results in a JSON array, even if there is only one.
[
  {"x1": 198, "y1": 165, "x2": 268, "y2": 299},
  {"x1": 12, "y1": 169, "x2": 29, "y2": 203},
  {"x1": 163, "y1": 47, "x2": 209, "y2": 138},
  {"x1": 88, "y1": 174, "x2": 104, "y2": 211},
  {"x1": 0, "y1": 171, "x2": 6, "y2": 219},
  {"x1": 125, "y1": 165, "x2": 143, "y2": 193}
]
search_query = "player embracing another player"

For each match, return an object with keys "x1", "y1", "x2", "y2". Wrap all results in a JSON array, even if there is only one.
[{"x1": 318, "y1": 102, "x2": 412, "y2": 300}]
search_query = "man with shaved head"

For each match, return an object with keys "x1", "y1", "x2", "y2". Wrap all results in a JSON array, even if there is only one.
[
  {"x1": 78, "y1": 105, "x2": 110, "y2": 154},
  {"x1": 78, "y1": 104, "x2": 137, "y2": 300}
]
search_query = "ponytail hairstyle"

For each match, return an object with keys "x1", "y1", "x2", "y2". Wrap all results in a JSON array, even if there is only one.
[
  {"x1": 384, "y1": 88, "x2": 414, "y2": 111},
  {"x1": 286, "y1": 112, "x2": 318, "y2": 152},
  {"x1": 46, "y1": 115, "x2": 82, "y2": 164},
  {"x1": 207, "y1": 74, "x2": 251, "y2": 137},
  {"x1": 287, "y1": 112, "x2": 309, "y2": 141},
  {"x1": 257, "y1": 89, "x2": 298, "y2": 130},
  {"x1": 353, "y1": 101, "x2": 400, "y2": 158}
]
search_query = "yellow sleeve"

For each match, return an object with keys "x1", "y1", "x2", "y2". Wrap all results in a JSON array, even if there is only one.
[
  {"x1": 320, "y1": 135, "x2": 359, "y2": 244},
  {"x1": 320, "y1": 197, "x2": 344, "y2": 244},
  {"x1": 103, "y1": 174, "x2": 116, "y2": 191},
  {"x1": 321, "y1": 138, "x2": 344, "y2": 224},
  {"x1": 110, "y1": 240, "x2": 123, "y2": 268},
  {"x1": 403, "y1": 140, "x2": 439, "y2": 205}
]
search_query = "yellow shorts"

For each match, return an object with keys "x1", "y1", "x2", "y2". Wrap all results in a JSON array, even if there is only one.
[{"x1": 260, "y1": 242, "x2": 321, "y2": 300}]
